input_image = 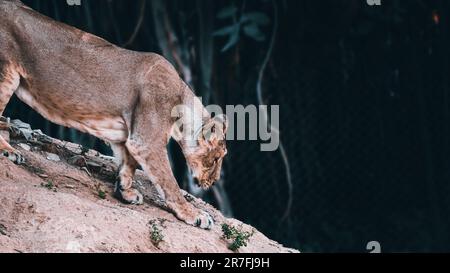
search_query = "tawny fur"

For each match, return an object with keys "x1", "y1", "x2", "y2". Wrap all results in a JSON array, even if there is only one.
[{"x1": 0, "y1": 0, "x2": 227, "y2": 229}]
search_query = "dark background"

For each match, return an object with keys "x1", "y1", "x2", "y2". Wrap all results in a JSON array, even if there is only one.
[{"x1": 4, "y1": 0, "x2": 450, "y2": 252}]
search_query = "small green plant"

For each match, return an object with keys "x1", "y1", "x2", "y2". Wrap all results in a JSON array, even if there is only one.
[
  {"x1": 213, "y1": 4, "x2": 271, "y2": 52},
  {"x1": 149, "y1": 219, "x2": 166, "y2": 247},
  {"x1": 221, "y1": 223, "x2": 255, "y2": 251},
  {"x1": 98, "y1": 189, "x2": 106, "y2": 199},
  {"x1": 94, "y1": 183, "x2": 107, "y2": 200},
  {"x1": 41, "y1": 181, "x2": 56, "y2": 192}
]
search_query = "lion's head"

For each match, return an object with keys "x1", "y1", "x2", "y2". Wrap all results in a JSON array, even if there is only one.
[{"x1": 184, "y1": 114, "x2": 228, "y2": 189}]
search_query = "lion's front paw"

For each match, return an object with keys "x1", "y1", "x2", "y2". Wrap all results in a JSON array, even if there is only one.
[
  {"x1": 116, "y1": 188, "x2": 144, "y2": 205},
  {"x1": 174, "y1": 206, "x2": 214, "y2": 230},
  {"x1": 1, "y1": 149, "x2": 24, "y2": 165}
]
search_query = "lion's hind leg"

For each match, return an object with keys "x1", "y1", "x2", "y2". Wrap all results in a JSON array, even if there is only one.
[{"x1": 111, "y1": 143, "x2": 143, "y2": 205}]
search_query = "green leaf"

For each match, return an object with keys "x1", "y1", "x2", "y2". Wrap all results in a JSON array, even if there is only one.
[
  {"x1": 221, "y1": 28, "x2": 240, "y2": 52},
  {"x1": 217, "y1": 5, "x2": 238, "y2": 19},
  {"x1": 243, "y1": 24, "x2": 266, "y2": 41},
  {"x1": 213, "y1": 25, "x2": 238, "y2": 37},
  {"x1": 241, "y1": 12, "x2": 270, "y2": 26}
]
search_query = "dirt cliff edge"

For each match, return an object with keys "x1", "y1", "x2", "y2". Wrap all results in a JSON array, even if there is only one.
[{"x1": 0, "y1": 118, "x2": 298, "y2": 253}]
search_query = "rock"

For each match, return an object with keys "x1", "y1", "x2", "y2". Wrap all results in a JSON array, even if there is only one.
[
  {"x1": 45, "y1": 152, "x2": 61, "y2": 162},
  {"x1": 68, "y1": 155, "x2": 86, "y2": 167},
  {"x1": 81, "y1": 167, "x2": 92, "y2": 177},
  {"x1": 86, "y1": 161, "x2": 102, "y2": 172},
  {"x1": 11, "y1": 119, "x2": 31, "y2": 130},
  {"x1": 17, "y1": 143, "x2": 31, "y2": 151},
  {"x1": 64, "y1": 143, "x2": 84, "y2": 155},
  {"x1": 22, "y1": 131, "x2": 33, "y2": 141}
]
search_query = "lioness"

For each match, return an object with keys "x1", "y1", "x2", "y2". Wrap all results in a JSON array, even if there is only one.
[{"x1": 0, "y1": 0, "x2": 228, "y2": 229}]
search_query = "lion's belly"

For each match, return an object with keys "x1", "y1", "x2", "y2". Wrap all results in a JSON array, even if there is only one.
[{"x1": 15, "y1": 87, "x2": 128, "y2": 143}]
